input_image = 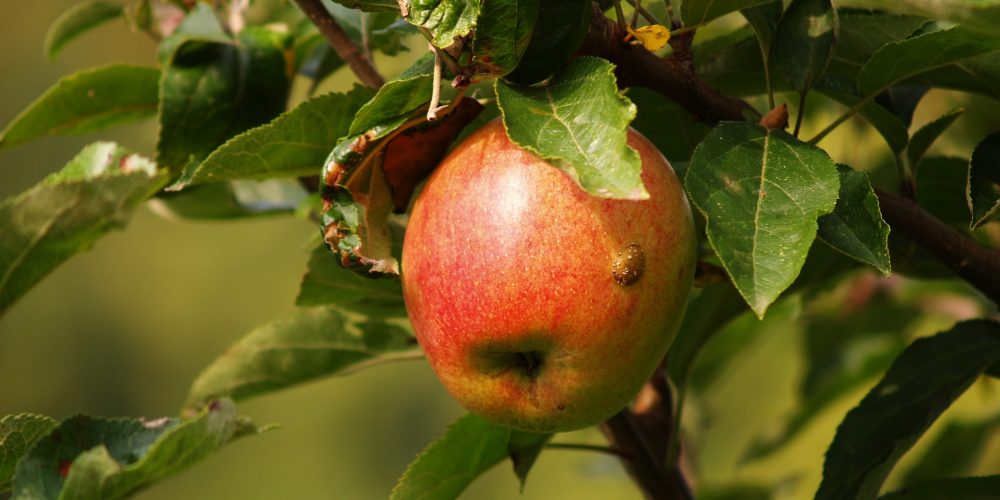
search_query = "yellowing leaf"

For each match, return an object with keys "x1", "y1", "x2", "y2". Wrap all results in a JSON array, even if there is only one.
[{"x1": 627, "y1": 24, "x2": 670, "y2": 51}]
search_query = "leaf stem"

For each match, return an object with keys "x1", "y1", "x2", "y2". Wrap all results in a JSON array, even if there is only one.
[
  {"x1": 808, "y1": 95, "x2": 871, "y2": 144},
  {"x1": 614, "y1": 0, "x2": 627, "y2": 28},
  {"x1": 625, "y1": 0, "x2": 661, "y2": 26},
  {"x1": 292, "y1": 0, "x2": 385, "y2": 89},
  {"x1": 546, "y1": 442, "x2": 629, "y2": 459},
  {"x1": 793, "y1": 90, "x2": 808, "y2": 138}
]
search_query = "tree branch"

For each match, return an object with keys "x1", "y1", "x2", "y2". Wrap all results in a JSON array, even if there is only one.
[
  {"x1": 601, "y1": 363, "x2": 693, "y2": 500},
  {"x1": 875, "y1": 188, "x2": 1000, "y2": 304},
  {"x1": 576, "y1": 3, "x2": 1000, "y2": 306},
  {"x1": 578, "y1": 3, "x2": 753, "y2": 125},
  {"x1": 293, "y1": 0, "x2": 385, "y2": 89}
]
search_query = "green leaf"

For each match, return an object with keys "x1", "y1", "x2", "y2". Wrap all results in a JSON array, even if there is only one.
[
  {"x1": 915, "y1": 156, "x2": 970, "y2": 227},
  {"x1": 0, "y1": 142, "x2": 167, "y2": 318},
  {"x1": 495, "y1": 57, "x2": 645, "y2": 200},
  {"x1": 472, "y1": 0, "x2": 540, "y2": 77},
  {"x1": 968, "y1": 131, "x2": 1000, "y2": 229},
  {"x1": 296, "y1": 244, "x2": 406, "y2": 314},
  {"x1": 826, "y1": 9, "x2": 926, "y2": 79},
  {"x1": 907, "y1": 108, "x2": 965, "y2": 167},
  {"x1": 817, "y1": 164, "x2": 891, "y2": 274},
  {"x1": 902, "y1": 414, "x2": 1000, "y2": 486},
  {"x1": 44, "y1": 1, "x2": 123, "y2": 61},
  {"x1": 330, "y1": 0, "x2": 400, "y2": 12},
  {"x1": 666, "y1": 284, "x2": 748, "y2": 387},
  {"x1": 880, "y1": 476, "x2": 1000, "y2": 500},
  {"x1": 0, "y1": 414, "x2": 57, "y2": 492},
  {"x1": 503, "y1": 0, "x2": 590, "y2": 85},
  {"x1": 157, "y1": 27, "x2": 292, "y2": 171},
  {"x1": 696, "y1": 10, "x2": 925, "y2": 96},
  {"x1": 772, "y1": 0, "x2": 838, "y2": 93},
  {"x1": 742, "y1": 1, "x2": 783, "y2": 54},
  {"x1": 184, "y1": 306, "x2": 417, "y2": 411},
  {"x1": 815, "y1": 319, "x2": 1000, "y2": 500},
  {"x1": 837, "y1": 0, "x2": 1000, "y2": 36},
  {"x1": 857, "y1": 26, "x2": 1000, "y2": 99},
  {"x1": 685, "y1": 122, "x2": 839, "y2": 317},
  {"x1": 348, "y1": 62, "x2": 433, "y2": 137},
  {"x1": 0, "y1": 65, "x2": 159, "y2": 151},
  {"x1": 390, "y1": 413, "x2": 550, "y2": 499},
  {"x1": 172, "y1": 86, "x2": 375, "y2": 188},
  {"x1": 151, "y1": 181, "x2": 307, "y2": 220},
  {"x1": 405, "y1": 0, "x2": 478, "y2": 48},
  {"x1": 12, "y1": 400, "x2": 260, "y2": 500},
  {"x1": 681, "y1": 0, "x2": 776, "y2": 26}
]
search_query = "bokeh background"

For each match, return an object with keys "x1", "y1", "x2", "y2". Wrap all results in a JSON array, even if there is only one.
[{"x1": 1, "y1": 2, "x2": 999, "y2": 499}]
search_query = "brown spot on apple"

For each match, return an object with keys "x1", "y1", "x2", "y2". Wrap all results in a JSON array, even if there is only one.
[{"x1": 612, "y1": 243, "x2": 645, "y2": 286}]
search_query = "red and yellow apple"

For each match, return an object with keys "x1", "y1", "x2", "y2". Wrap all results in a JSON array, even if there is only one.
[{"x1": 401, "y1": 119, "x2": 696, "y2": 433}]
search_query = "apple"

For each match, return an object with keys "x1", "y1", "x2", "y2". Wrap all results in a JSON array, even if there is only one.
[{"x1": 401, "y1": 119, "x2": 696, "y2": 433}]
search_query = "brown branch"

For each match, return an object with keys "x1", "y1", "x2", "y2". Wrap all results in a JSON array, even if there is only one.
[
  {"x1": 601, "y1": 405, "x2": 692, "y2": 500},
  {"x1": 876, "y1": 188, "x2": 1000, "y2": 304},
  {"x1": 293, "y1": 0, "x2": 385, "y2": 89},
  {"x1": 600, "y1": 360, "x2": 692, "y2": 500},
  {"x1": 578, "y1": 3, "x2": 752, "y2": 125}
]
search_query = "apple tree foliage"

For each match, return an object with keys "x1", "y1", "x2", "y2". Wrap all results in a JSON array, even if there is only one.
[{"x1": 2, "y1": 0, "x2": 1000, "y2": 498}]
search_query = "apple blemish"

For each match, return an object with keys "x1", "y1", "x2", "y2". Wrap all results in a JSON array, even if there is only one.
[{"x1": 612, "y1": 243, "x2": 646, "y2": 286}]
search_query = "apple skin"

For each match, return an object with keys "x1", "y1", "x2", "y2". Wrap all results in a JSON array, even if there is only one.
[{"x1": 401, "y1": 119, "x2": 696, "y2": 433}]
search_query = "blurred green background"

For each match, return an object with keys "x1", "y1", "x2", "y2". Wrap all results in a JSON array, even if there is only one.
[{"x1": 1, "y1": 2, "x2": 999, "y2": 499}]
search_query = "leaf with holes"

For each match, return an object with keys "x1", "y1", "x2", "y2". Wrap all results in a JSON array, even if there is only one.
[
  {"x1": 816, "y1": 319, "x2": 1000, "y2": 500},
  {"x1": 0, "y1": 414, "x2": 57, "y2": 492},
  {"x1": 0, "y1": 142, "x2": 167, "y2": 318},
  {"x1": 12, "y1": 400, "x2": 261, "y2": 499},
  {"x1": 685, "y1": 122, "x2": 839, "y2": 317},
  {"x1": 495, "y1": 57, "x2": 645, "y2": 199}
]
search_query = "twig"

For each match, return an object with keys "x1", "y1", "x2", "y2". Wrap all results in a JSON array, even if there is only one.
[
  {"x1": 293, "y1": 0, "x2": 385, "y2": 88},
  {"x1": 875, "y1": 188, "x2": 1000, "y2": 304},
  {"x1": 601, "y1": 407, "x2": 693, "y2": 500}
]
